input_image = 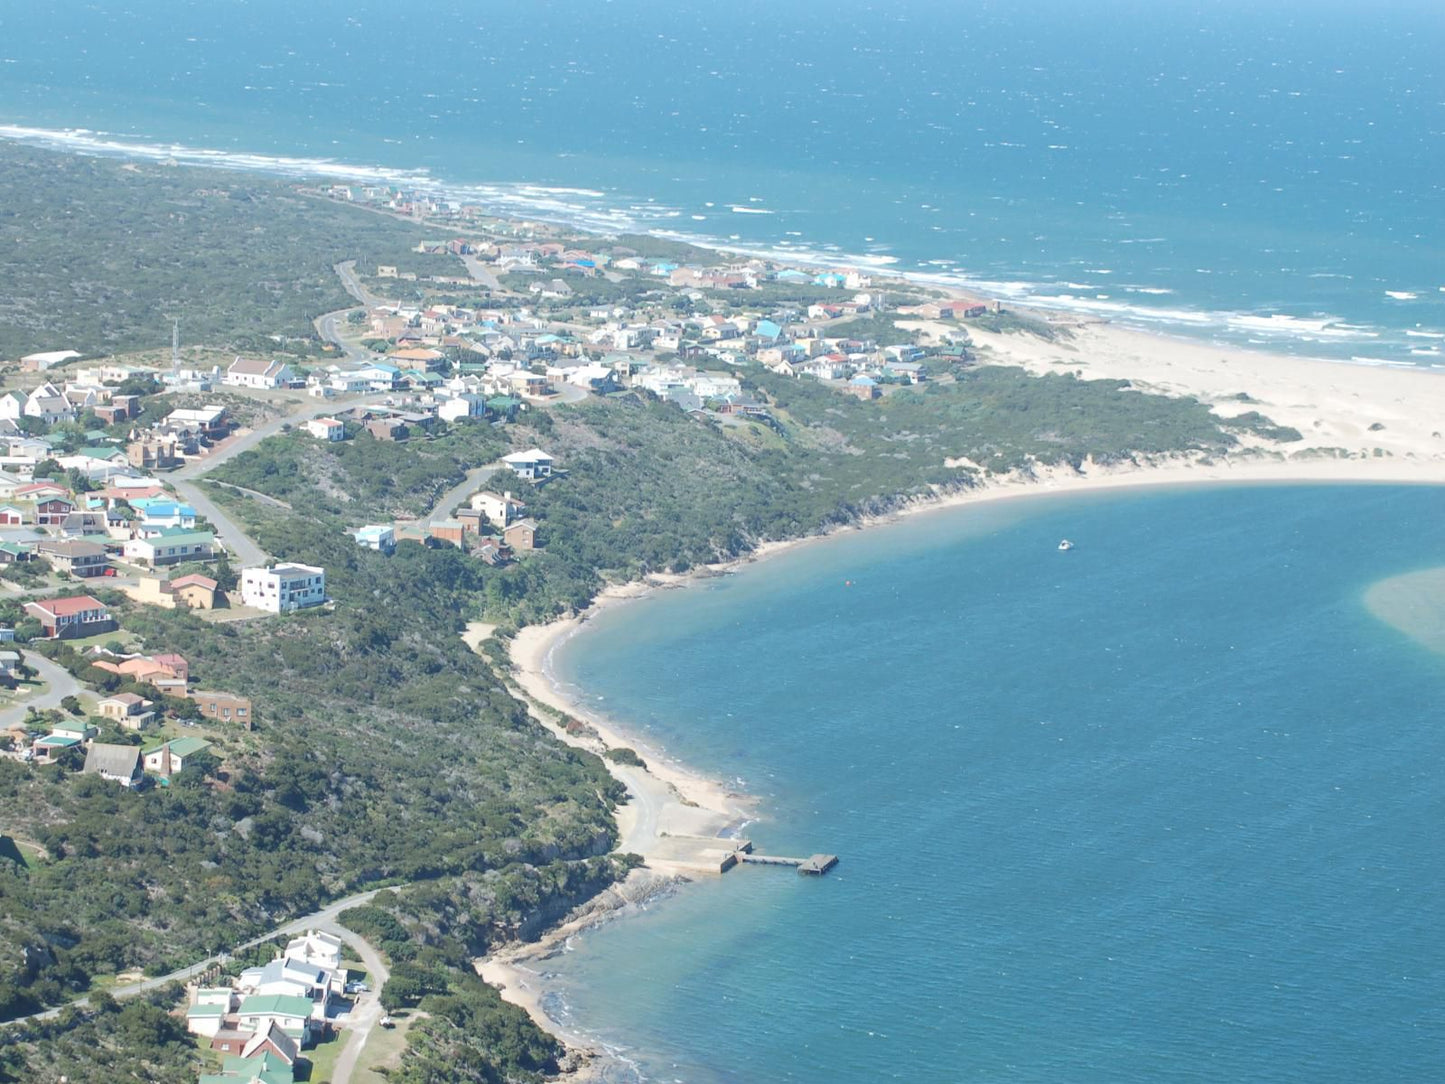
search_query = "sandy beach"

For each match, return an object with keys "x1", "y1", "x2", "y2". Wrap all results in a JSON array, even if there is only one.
[{"x1": 475, "y1": 319, "x2": 1445, "y2": 1065}]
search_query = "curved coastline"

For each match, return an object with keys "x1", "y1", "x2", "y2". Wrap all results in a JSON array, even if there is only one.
[{"x1": 480, "y1": 441, "x2": 1445, "y2": 1076}]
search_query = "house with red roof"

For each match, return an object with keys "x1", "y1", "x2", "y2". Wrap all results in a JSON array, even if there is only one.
[{"x1": 24, "y1": 595, "x2": 115, "y2": 639}]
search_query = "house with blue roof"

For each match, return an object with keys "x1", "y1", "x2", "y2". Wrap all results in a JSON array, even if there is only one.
[
  {"x1": 138, "y1": 501, "x2": 198, "y2": 533},
  {"x1": 754, "y1": 319, "x2": 783, "y2": 342}
]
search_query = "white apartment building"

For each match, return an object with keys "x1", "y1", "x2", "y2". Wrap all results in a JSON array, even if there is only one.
[{"x1": 240, "y1": 564, "x2": 326, "y2": 614}]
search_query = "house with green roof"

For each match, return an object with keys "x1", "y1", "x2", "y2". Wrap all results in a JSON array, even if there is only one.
[
  {"x1": 236, "y1": 993, "x2": 318, "y2": 1046},
  {"x1": 122, "y1": 530, "x2": 217, "y2": 567},
  {"x1": 142, "y1": 736, "x2": 213, "y2": 777},
  {"x1": 200, "y1": 1050, "x2": 293, "y2": 1084}
]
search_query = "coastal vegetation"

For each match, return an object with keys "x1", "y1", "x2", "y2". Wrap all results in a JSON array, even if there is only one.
[{"x1": 0, "y1": 144, "x2": 440, "y2": 357}]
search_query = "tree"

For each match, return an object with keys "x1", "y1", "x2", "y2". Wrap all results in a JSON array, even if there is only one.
[{"x1": 60, "y1": 696, "x2": 82, "y2": 716}]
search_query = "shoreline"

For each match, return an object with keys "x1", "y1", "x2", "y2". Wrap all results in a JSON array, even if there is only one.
[
  {"x1": 479, "y1": 439, "x2": 1445, "y2": 1074},
  {"x1": 3, "y1": 125, "x2": 1444, "y2": 368}
]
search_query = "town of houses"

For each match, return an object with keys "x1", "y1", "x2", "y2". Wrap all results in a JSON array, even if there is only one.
[{"x1": 0, "y1": 195, "x2": 1007, "y2": 1084}]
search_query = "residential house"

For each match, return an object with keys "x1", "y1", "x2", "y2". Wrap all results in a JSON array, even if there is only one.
[
  {"x1": 24, "y1": 595, "x2": 114, "y2": 639},
  {"x1": 353, "y1": 525, "x2": 396, "y2": 552},
  {"x1": 34, "y1": 497, "x2": 75, "y2": 526},
  {"x1": 128, "y1": 572, "x2": 220, "y2": 611},
  {"x1": 24, "y1": 383, "x2": 75, "y2": 425},
  {"x1": 97, "y1": 693, "x2": 154, "y2": 729},
  {"x1": 20, "y1": 350, "x2": 81, "y2": 371},
  {"x1": 503, "y1": 518, "x2": 538, "y2": 551},
  {"x1": 305, "y1": 417, "x2": 346, "y2": 441},
  {"x1": 224, "y1": 357, "x2": 295, "y2": 389},
  {"x1": 0, "y1": 505, "x2": 25, "y2": 526},
  {"x1": 234, "y1": 993, "x2": 320, "y2": 1046},
  {"x1": 184, "y1": 1001, "x2": 230, "y2": 1039},
  {"x1": 82, "y1": 743, "x2": 143, "y2": 786},
  {"x1": 240, "y1": 563, "x2": 326, "y2": 613},
  {"x1": 31, "y1": 733, "x2": 84, "y2": 763},
  {"x1": 471, "y1": 490, "x2": 526, "y2": 529},
  {"x1": 437, "y1": 394, "x2": 485, "y2": 422},
  {"x1": 169, "y1": 573, "x2": 220, "y2": 609},
  {"x1": 58, "y1": 511, "x2": 110, "y2": 539},
  {"x1": 35, "y1": 539, "x2": 108, "y2": 577},
  {"x1": 164, "y1": 405, "x2": 231, "y2": 442},
  {"x1": 142, "y1": 736, "x2": 212, "y2": 777},
  {"x1": 0, "y1": 650, "x2": 18, "y2": 678},
  {"x1": 0, "y1": 542, "x2": 32, "y2": 564},
  {"x1": 126, "y1": 434, "x2": 184, "y2": 470},
  {"x1": 428, "y1": 520, "x2": 467, "y2": 547},
  {"x1": 364, "y1": 418, "x2": 408, "y2": 441},
  {"x1": 283, "y1": 930, "x2": 344, "y2": 974},
  {"x1": 846, "y1": 374, "x2": 881, "y2": 400},
  {"x1": 137, "y1": 500, "x2": 198, "y2": 531},
  {"x1": 124, "y1": 530, "x2": 217, "y2": 567},
  {"x1": 49, "y1": 719, "x2": 97, "y2": 742},
  {"x1": 500, "y1": 448, "x2": 555, "y2": 481},
  {"x1": 190, "y1": 691, "x2": 253, "y2": 728}
]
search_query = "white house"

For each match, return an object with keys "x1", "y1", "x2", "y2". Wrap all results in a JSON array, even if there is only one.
[
  {"x1": 240, "y1": 564, "x2": 326, "y2": 613},
  {"x1": 437, "y1": 394, "x2": 485, "y2": 422},
  {"x1": 24, "y1": 384, "x2": 75, "y2": 425},
  {"x1": 471, "y1": 490, "x2": 526, "y2": 528},
  {"x1": 500, "y1": 448, "x2": 555, "y2": 480},
  {"x1": 224, "y1": 357, "x2": 295, "y2": 389},
  {"x1": 284, "y1": 929, "x2": 345, "y2": 974},
  {"x1": 235, "y1": 994, "x2": 319, "y2": 1046},
  {"x1": 305, "y1": 418, "x2": 346, "y2": 441},
  {"x1": 353, "y1": 525, "x2": 395, "y2": 552}
]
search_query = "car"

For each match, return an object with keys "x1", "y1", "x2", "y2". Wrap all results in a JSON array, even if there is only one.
[{"x1": 101, "y1": 567, "x2": 118, "y2": 577}]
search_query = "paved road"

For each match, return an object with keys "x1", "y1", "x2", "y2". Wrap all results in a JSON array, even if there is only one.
[
  {"x1": 316, "y1": 308, "x2": 369, "y2": 363},
  {"x1": 460, "y1": 255, "x2": 502, "y2": 292},
  {"x1": 325, "y1": 920, "x2": 393, "y2": 1084},
  {"x1": 2, "y1": 885, "x2": 398, "y2": 1027},
  {"x1": 419, "y1": 464, "x2": 500, "y2": 524},
  {"x1": 0, "y1": 653, "x2": 82, "y2": 730},
  {"x1": 170, "y1": 477, "x2": 269, "y2": 569},
  {"x1": 169, "y1": 392, "x2": 384, "y2": 568},
  {"x1": 335, "y1": 260, "x2": 381, "y2": 309}
]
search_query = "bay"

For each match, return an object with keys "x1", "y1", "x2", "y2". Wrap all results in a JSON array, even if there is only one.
[{"x1": 547, "y1": 484, "x2": 1445, "y2": 1082}]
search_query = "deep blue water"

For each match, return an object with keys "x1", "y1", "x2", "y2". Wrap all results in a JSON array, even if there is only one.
[
  {"x1": 1, "y1": 1, "x2": 1443, "y2": 360},
  {"x1": 548, "y1": 485, "x2": 1445, "y2": 1082}
]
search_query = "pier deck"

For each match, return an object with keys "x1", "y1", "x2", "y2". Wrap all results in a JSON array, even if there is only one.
[{"x1": 739, "y1": 852, "x2": 840, "y2": 875}]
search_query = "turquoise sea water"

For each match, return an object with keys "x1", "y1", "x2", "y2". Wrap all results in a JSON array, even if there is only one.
[
  {"x1": 1, "y1": 1, "x2": 1443, "y2": 360},
  {"x1": 548, "y1": 485, "x2": 1445, "y2": 1082}
]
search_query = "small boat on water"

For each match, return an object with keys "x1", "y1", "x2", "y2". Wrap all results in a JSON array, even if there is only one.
[{"x1": 1057, "y1": 539, "x2": 1074, "y2": 551}]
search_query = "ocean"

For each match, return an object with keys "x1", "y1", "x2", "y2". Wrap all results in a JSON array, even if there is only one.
[
  {"x1": 547, "y1": 484, "x2": 1445, "y2": 1082},
  {"x1": 1, "y1": 1, "x2": 1443, "y2": 362}
]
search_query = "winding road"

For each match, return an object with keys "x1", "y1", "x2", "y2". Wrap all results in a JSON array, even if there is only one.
[{"x1": 2, "y1": 886, "x2": 398, "y2": 1028}]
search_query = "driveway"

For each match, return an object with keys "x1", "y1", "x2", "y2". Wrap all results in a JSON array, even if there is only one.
[
  {"x1": 3, "y1": 885, "x2": 402, "y2": 1026},
  {"x1": 418, "y1": 464, "x2": 500, "y2": 524},
  {"x1": 323, "y1": 921, "x2": 393, "y2": 1084}
]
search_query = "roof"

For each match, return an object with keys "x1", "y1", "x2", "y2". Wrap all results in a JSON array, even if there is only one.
[
  {"x1": 501, "y1": 447, "x2": 554, "y2": 463},
  {"x1": 27, "y1": 594, "x2": 107, "y2": 618},
  {"x1": 37, "y1": 540, "x2": 105, "y2": 558},
  {"x1": 186, "y1": 1003, "x2": 228, "y2": 1018},
  {"x1": 170, "y1": 573, "x2": 218, "y2": 590},
  {"x1": 102, "y1": 692, "x2": 147, "y2": 707},
  {"x1": 237, "y1": 993, "x2": 314, "y2": 1018},
  {"x1": 144, "y1": 736, "x2": 211, "y2": 758},
  {"x1": 141, "y1": 501, "x2": 196, "y2": 517},
  {"x1": 83, "y1": 743, "x2": 141, "y2": 777},
  {"x1": 35, "y1": 735, "x2": 81, "y2": 748},
  {"x1": 227, "y1": 356, "x2": 286, "y2": 376},
  {"x1": 137, "y1": 530, "x2": 215, "y2": 548}
]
